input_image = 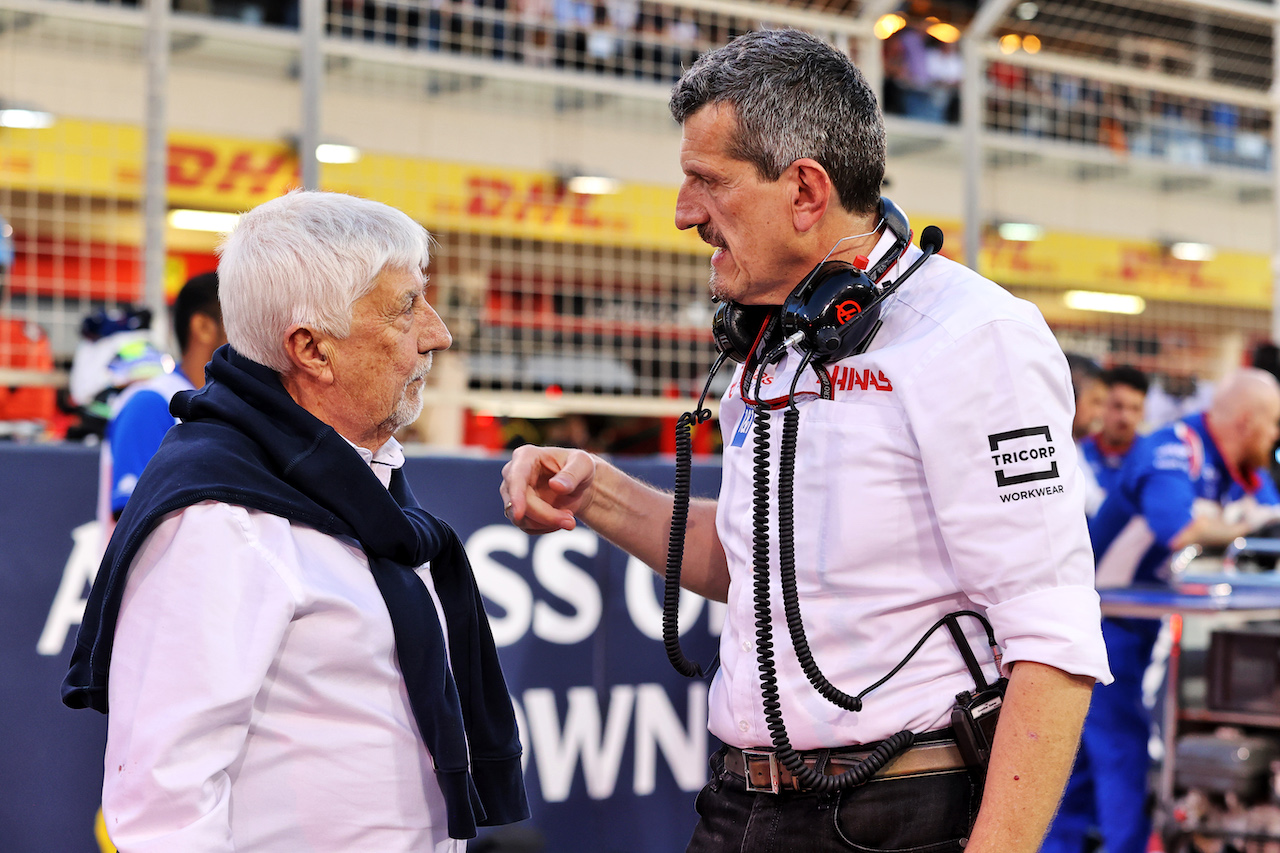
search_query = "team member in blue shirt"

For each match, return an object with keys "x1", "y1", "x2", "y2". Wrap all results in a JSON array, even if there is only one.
[
  {"x1": 1044, "y1": 367, "x2": 1280, "y2": 853},
  {"x1": 1080, "y1": 365, "x2": 1149, "y2": 516},
  {"x1": 99, "y1": 273, "x2": 224, "y2": 524}
]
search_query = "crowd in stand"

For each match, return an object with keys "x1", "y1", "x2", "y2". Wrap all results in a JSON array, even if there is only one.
[
  {"x1": 163, "y1": 0, "x2": 739, "y2": 82},
  {"x1": 983, "y1": 63, "x2": 1271, "y2": 169},
  {"x1": 882, "y1": 22, "x2": 963, "y2": 124},
  {"x1": 88, "y1": 0, "x2": 1275, "y2": 170},
  {"x1": 879, "y1": 19, "x2": 1271, "y2": 171}
]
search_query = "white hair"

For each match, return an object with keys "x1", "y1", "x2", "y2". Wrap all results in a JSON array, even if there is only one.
[{"x1": 217, "y1": 190, "x2": 432, "y2": 373}]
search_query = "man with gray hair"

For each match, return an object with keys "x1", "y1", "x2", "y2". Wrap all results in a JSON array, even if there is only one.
[
  {"x1": 501, "y1": 29, "x2": 1108, "y2": 851},
  {"x1": 64, "y1": 190, "x2": 528, "y2": 851}
]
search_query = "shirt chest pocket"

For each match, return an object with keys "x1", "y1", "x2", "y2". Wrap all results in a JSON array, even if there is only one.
[
  {"x1": 798, "y1": 398, "x2": 912, "y2": 462},
  {"x1": 794, "y1": 399, "x2": 917, "y2": 494},
  {"x1": 787, "y1": 399, "x2": 925, "y2": 584}
]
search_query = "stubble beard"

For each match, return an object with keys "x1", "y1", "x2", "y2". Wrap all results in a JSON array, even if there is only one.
[
  {"x1": 700, "y1": 223, "x2": 732, "y2": 303},
  {"x1": 381, "y1": 354, "x2": 432, "y2": 436},
  {"x1": 707, "y1": 267, "x2": 729, "y2": 302},
  {"x1": 1243, "y1": 443, "x2": 1272, "y2": 476}
]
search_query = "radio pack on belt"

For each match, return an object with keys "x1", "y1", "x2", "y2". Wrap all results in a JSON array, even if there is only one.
[
  {"x1": 953, "y1": 684, "x2": 1005, "y2": 776},
  {"x1": 944, "y1": 612, "x2": 1007, "y2": 782}
]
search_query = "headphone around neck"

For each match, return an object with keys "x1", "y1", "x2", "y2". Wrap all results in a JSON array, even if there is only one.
[{"x1": 711, "y1": 197, "x2": 914, "y2": 367}]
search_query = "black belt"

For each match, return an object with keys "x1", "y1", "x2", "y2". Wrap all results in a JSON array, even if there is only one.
[{"x1": 723, "y1": 739, "x2": 968, "y2": 794}]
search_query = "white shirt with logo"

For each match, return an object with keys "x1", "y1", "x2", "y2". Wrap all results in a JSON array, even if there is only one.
[{"x1": 711, "y1": 232, "x2": 1112, "y2": 750}]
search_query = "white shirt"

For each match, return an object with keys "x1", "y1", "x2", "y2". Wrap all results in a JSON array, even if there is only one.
[
  {"x1": 1078, "y1": 442, "x2": 1107, "y2": 518},
  {"x1": 711, "y1": 233, "x2": 1113, "y2": 750},
  {"x1": 104, "y1": 437, "x2": 463, "y2": 853}
]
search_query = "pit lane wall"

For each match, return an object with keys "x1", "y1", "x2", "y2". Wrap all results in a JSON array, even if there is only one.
[{"x1": 2, "y1": 444, "x2": 723, "y2": 853}]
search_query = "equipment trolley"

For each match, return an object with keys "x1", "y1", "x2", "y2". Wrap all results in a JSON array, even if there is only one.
[{"x1": 1100, "y1": 580, "x2": 1280, "y2": 852}]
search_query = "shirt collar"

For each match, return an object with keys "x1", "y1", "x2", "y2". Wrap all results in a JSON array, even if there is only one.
[
  {"x1": 1094, "y1": 435, "x2": 1133, "y2": 458},
  {"x1": 339, "y1": 435, "x2": 406, "y2": 490},
  {"x1": 862, "y1": 228, "x2": 908, "y2": 284}
]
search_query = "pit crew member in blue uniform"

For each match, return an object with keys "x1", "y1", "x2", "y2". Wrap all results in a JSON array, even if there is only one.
[
  {"x1": 1044, "y1": 367, "x2": 1280, "y2": 853},
  {"x1": 98, "y1": 272, "x2": 224, "y2": 527},
  {"x1": 1079, "y1": 365, "x2": 1149, "y2": 516}
]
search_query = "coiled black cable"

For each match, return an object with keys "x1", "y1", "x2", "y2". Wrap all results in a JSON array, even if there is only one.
[
  {"x1": 776, "y1": 404, "x2": 863, "y2": 713},
  {"x1": 663, "y1": 353, "x2": 729, "y2": 678},
  {"x1": 751, "y1": 401, "x2": 781, "y2": 729},
  {"x1": 752, "y1": 393, "x2": 915, "y2": 793},
  {"x1": 668, "y1": 343, "x2": 996, "y2": 792}
]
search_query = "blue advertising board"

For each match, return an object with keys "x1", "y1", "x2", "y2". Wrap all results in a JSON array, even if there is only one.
[{"x1": 1, "y1": 444, "x2": 723, "y2": 853}]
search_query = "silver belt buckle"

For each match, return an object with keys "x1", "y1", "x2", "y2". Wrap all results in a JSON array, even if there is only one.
[{"x1": 741, "y1": 748, "x2": 781, "y2": 794}]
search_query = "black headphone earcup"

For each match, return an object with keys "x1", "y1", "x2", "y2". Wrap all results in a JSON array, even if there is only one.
[
  {"x1": 713, "y1": 302, "x2": 777, "y2": 364},
  {"x1": 781, "y1": 261, "x2": 881, "y2": 364}
]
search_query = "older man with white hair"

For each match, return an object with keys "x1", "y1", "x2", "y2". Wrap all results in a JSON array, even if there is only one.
[{"x1": 63, "y1": 190, "x2": 528, "y2": 852}]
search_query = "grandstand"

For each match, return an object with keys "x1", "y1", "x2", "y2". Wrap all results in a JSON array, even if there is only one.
[{"x1": 0, "y1": 0, "x2": 1275, "y2": 448}]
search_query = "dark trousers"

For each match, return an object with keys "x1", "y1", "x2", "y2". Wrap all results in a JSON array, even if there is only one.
[
  {"x1": 1042, "y1": 617, "x2": 1160, "y2": 853},
  {"x1": 686, "y1": 746, "x2": 980, "y2": 852}
]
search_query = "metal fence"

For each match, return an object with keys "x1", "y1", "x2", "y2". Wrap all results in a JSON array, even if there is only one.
[{"x1": 0, "y1": 0, "x2": 1276, "y2": 447}]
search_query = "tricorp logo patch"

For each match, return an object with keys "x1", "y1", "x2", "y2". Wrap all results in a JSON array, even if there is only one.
[{"x1": 988, "y1": 426, "x2": 1059, "y2": 487}]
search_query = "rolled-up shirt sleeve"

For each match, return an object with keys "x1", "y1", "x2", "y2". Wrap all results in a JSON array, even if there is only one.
[{"x1": 900, "y1": 317, "x2": 1112, "y2": 685}]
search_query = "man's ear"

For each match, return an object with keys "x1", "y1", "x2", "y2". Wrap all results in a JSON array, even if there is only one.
[
  {"x1": 789, "y1": 158, "x2": 833, "y2": 233},
  {"x1": 189, "y1": 312, "x2": 222, "y2": 347},
  {"x1": 284, "y1": 326, "x2": 334, "y2": 384}
]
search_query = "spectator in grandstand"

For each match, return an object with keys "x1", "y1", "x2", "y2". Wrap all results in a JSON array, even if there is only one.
[
  {"x1": 1145, "y1": 372, "x2": 1215, "y2": 431},
  {"x1": 501, "y1": 28, "x2": 1108, "y2": 852},
  {"x1": 98, "y1": 272, "x2": 225, "y2": 528},
  {"x1": 883, "y1": 21, "x2": 938, "y2": 121},
  {"x1": 926, "y1": 37, "x2": 963, "y2": 124},
  {"x1": 63, "y1": 190, "x2": 527, "y2": 851},
  {"x1": 1078, "y1": 364, "x2": 1149, "y2": 516},
  {"x1": 512, "y1": 0, "x2": 551, "y2": 64},
  {"x1": 629, "y1": 5, "x2": 670, "y2": 80},
  {"x1": 986, "y1": 58, "x2": 1027, "y2": 134},
  {"x1": 1044, "y1": 367, "x2": 1280, "y2": 853}
]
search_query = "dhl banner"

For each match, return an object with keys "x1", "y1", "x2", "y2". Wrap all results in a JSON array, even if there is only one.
[
  {"x1": 0, "y1": 116, "x2": 705, "y2": 253},
  {"x1": 980, "y1": 228, "x2": 1271, "y2": 311},
  {"x1": 0, "y1": 117, "x2": 1271, "y2": 308},
  {"x1": 891, "y1": 218, "x2": 1270, "y2": 312}
]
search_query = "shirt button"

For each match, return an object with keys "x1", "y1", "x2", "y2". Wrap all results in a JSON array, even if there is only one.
[
  {"x1": 739, "y1": 720, "x2": 750, "y2": 732},
  {"x1": 741, "y1": 640, "x2": 751, "y2": 652}
]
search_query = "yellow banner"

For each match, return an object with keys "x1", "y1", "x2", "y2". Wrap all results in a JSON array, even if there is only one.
[
  {"x1": 980, "y1": 229, "x2": 1270, "y2": 310},
  {"x1": 907, "y1": 218, "x2": 1269, "y2": 310},
  {"x1": 0, "y1": 117, "x2": 1270, "y2": 307},
  {"x1": 1, "y1": 117, "x2": 703, "y2": 253},
  {"x1": 324, "y1": 155, "x2": 702, "y2": 252}
]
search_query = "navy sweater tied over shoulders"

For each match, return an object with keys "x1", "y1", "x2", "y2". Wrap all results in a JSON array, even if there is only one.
[{"x1": 62, "y1": 345, "x2": 529, "y2": 840}]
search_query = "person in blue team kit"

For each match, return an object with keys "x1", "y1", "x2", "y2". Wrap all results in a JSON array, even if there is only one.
[
  {"x1": 1080, "y1": 365, "x2": 1149, "y2": 516},
  {"x1": 98, "y1": 272, "x2": 225, "y2": 526},
  {"x1": 1044, "y1": 367, "x2": 1280, "y2": 853}
]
